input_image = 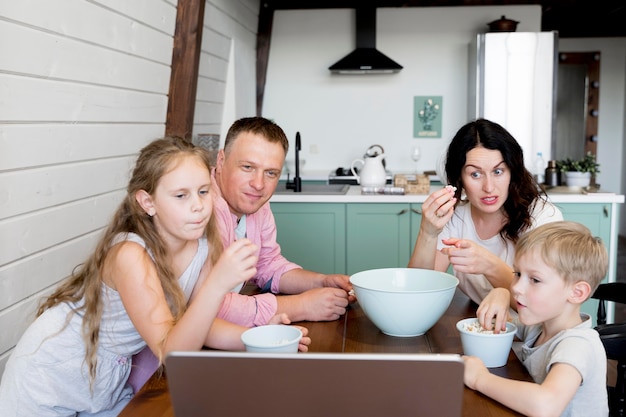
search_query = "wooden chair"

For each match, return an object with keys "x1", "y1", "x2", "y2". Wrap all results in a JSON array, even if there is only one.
[{"x1": 592, "y1": 282, "x2": 626, "y2": 417}]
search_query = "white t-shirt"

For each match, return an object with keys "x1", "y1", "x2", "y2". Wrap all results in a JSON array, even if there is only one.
[{"x1": 436, "y1": 198, "x2": 563, "y2": 304}]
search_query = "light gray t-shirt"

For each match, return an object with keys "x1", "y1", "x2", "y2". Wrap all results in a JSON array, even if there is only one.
[{"x1": 513, "y1": 314, "x2": 609, "y2": 417}]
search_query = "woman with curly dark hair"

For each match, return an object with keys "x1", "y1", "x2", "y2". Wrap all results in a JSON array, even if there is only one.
[{"x1": 408, "y1": 119, "x2": 562, "y2": 305}]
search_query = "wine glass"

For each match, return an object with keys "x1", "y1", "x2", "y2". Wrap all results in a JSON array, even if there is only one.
[{"x1": 410, "y1": 146, "x2": 421, "y2": 173}]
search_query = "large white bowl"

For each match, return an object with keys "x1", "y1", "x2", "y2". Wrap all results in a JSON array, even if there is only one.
[
  {"x1": 350, "y1": 268, "x2": 459, "y2": 337},
  {"x1": 241, "y1": 325, "x2": 302, "y2": 353},
  {"x1": 456, "y1": 318, "x2": 517, "y2": 368}
]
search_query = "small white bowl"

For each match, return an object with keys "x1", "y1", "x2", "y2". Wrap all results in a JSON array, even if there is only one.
[
  {"x1": 241, "y1": 325, "x2": 302, "y2": 353},
  {"x1": 350, "y1": 268, "x2": 459, "y2": 337},
  {"x1": 456, "y1": 318, "x2": 517, "y2": 368}
]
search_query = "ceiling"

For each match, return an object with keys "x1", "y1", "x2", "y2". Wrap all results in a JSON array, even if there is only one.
[{"x1": 262, "y1": 1, "x2": 626, "y2": 38}]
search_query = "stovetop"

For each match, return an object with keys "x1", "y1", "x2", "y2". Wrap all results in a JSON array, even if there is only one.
[{"x1": 328, "y1": 167, "x2": 393, "y2": 185}]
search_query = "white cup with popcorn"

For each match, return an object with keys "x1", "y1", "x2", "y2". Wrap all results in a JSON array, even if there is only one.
[
  {"x1": 456, "y1": 318, "x2": 517, "y2": 368},
  {"x1": 241, "y1": 325, "x2": 302, "y2": 353}
]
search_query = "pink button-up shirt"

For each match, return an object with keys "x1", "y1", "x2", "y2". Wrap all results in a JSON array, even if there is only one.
[{"x1": 212, "y1": 173, "x2": 301, "y2": 327}]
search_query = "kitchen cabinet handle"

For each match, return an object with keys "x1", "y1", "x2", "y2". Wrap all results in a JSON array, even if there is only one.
[
  {"x1": 411, "y1": 208, "x2": 422, "y2": 215},
  {"x1": 397, "y1": 209, "x2": 408, "y2": 216},
  {"x1": 603, "y1": 206, "x2": 608, "y2": 217}
]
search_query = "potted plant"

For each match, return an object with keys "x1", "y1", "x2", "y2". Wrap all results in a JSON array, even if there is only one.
[{"x1": 556, "y1": 152, "x2": 600, "y2": 187}]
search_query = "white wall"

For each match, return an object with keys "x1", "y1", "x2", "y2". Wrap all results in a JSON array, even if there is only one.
[
  {"x1": 193, "y1": 0, "x2": 259, "y2": 140},
  {"x1": 263, "y1": 6, "x2": 626, "y2": 234},
  {"x1": 0, "y1": 0, "x2": 177, "y2": 378},
  {"x1": 0, "y1": 0, "x2": 259, "y2": 380},
  {"x1": 263, "y1": 6, "x2": 542, "y2": 174}
]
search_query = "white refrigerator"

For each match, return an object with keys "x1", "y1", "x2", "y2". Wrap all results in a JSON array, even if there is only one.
[{"x1": 468, "y1": 31, "x2": 559, "y2": 169}]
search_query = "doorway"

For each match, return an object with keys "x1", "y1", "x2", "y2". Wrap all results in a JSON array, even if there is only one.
[{"x1": 555, "y1": 52, "x2": 601, "y2": 161}]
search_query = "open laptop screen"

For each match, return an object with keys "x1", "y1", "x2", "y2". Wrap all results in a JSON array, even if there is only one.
[{"x1": 165, "y1": 351, "x2": 464, "y2": 417}]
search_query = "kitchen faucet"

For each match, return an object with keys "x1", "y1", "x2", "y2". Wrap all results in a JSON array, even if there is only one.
[{"x1": 285, "y1": 132, "x2": 302, "y2": 192}]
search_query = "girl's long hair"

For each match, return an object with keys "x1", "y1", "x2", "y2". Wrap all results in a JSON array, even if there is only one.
[{"x1": 37, "y1": 137, "x2": 223, "y2": 386}]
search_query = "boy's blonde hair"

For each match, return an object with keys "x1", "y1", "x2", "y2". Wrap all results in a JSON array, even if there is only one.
[{"x1": 515, "y1": 221, "x2": 608, "y2": 292}]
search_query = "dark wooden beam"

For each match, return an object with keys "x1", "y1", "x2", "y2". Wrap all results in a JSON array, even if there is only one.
[
  {"x1": 256, "y1": 4, "x2": 274, "y2": 116},
  {"x1": 262, "y1": 0, "x2": 541, "y2": 10},
  {"x1": 165, "y1": 0, "x2": 206, "y2": 140},
  {"x1": 262, "y1": 1, "x2": 626, "y2": 38}
]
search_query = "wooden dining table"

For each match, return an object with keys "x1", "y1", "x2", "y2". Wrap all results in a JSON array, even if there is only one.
[{"x1": 119, "y1": 288, "x2": 531, "y2": 417}]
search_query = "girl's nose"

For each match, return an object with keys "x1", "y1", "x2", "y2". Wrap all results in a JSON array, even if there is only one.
[{"x1": 191, "y1": 195, "x2": 204, "y2": 212}]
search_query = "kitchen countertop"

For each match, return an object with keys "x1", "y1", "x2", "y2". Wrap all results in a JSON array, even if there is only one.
[
  {"x1": 271, "y1": 185, "x2": 625, "y2": 204},
  {"x1": 280, "y1": 169, "x2": 329, "y2": 182},
  {"x1": 280, "y1": 169, "x2": 440, "y2": 182}
]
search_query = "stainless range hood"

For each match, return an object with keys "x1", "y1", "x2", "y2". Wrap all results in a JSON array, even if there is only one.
[{"x1": 329, "y1": 8, "x2": 403, "y2": 75}]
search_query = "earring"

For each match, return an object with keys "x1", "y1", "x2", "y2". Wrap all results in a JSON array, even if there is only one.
[{"x1": 148, "y1": 210, "x2": 155, "y2": 217}]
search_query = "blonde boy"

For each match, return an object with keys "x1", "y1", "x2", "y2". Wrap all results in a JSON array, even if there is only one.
[{"x1": 464, "y1": 221, "x2": 609, "y2": 417}]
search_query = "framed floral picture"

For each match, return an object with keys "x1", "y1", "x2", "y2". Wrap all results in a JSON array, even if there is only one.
[{"x1": 413, "y1": 96, "x2": 442, "y2": 138}]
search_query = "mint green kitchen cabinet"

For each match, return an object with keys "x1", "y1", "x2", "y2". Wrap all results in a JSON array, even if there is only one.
[
  {"x1": 557, "y1": 202, "x2": 613, "y2": 324},
  {"x1": 270, "y1": 193, "x2": 622, "y2": 323},
  {"x1": 557, "y1": 203, "x2": 611, "y2": 244},
  {"x1": 270, "y1": 203, "x2": 346, "y2": 274},
  {"x1": 346, "y1": 203, "x2": 423, "y2": 275},
  {"x1": 410, "y1": 204, "x2": 423, "y2": 255}
]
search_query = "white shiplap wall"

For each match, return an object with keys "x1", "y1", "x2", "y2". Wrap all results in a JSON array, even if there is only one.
[
  {"x1": 0, "y1": 0, "x2": 260, "y2": 380},
  {"x1": 193, "y1": 0, "x2": 259, "y2": 141}
]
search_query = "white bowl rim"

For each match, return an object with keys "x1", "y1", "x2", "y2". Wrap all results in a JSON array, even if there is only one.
[
  {"x1": 350, "y1": 268, "x2": 459, "y2": 294},
  {"x1": 456, "y1": 318, "x2": 517, "y2": 337},
  {"x1": 241, "y1": 325, "x2": 302, "y2": 348}
]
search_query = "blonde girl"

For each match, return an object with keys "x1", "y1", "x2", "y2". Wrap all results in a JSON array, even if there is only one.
[{"x1": 0, "y1": 137, "x2": 308, "y2": 416}]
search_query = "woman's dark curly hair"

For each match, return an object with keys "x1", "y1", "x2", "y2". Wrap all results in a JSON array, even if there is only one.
[{"x1": 444, "y1": 119, "x2": 543, "y2": 243}]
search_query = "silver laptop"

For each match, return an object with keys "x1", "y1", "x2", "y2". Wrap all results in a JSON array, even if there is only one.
[{"x1": 165, "y1": 351, "x2": 464, "y2": 417}]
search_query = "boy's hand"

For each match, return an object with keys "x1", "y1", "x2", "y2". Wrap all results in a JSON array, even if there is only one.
[
  {"x1": 476, "y1": 288, "x2": 510, "y2": 333},
  {"x1": 462, "y1": 355, "x2": 490, "y2": 390}
]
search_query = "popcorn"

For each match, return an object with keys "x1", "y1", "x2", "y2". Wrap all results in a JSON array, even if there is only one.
[
  {"x1": 463, "y1": 320, "x2": 496, "y2": 334},
  {"x1": 463, "y1": 319, "x2": 511, "y2": 334}
]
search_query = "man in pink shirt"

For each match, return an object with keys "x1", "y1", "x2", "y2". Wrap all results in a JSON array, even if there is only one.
[
  {"x1": 213, "y1": 117, "x2": 354, "y2": 326},
  {"x1": 127, "y1": 117, "x2": 352, "y2": 393}
]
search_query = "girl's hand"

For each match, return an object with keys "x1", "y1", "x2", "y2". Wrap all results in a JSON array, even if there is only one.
[
  {"x1": 420, "y1": 185, "x2": 457, "y2": 235},
  {"x1": 476, "y1": 288, "x2": 510, "y2": 333},
  {"x1": 268, "y1": 314, "x2": 311, "y2": 352},
  {"x1": 268, "y1": 313, "x2": 291, "y2": 325},
  {"x1": 294, "y1": 325, "x2": 311, "y2": 352},
  {"x1": 209, "y1": 238, "x2": 258, "y2": 293}
]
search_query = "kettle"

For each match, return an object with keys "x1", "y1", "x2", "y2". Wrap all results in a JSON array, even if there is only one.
[
  {"x1": 351, "y1": 152, "x2": 387, "y2": 187},
  {"x1": 364, "y1": 144, "x2": 386, "y2": 168}
]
